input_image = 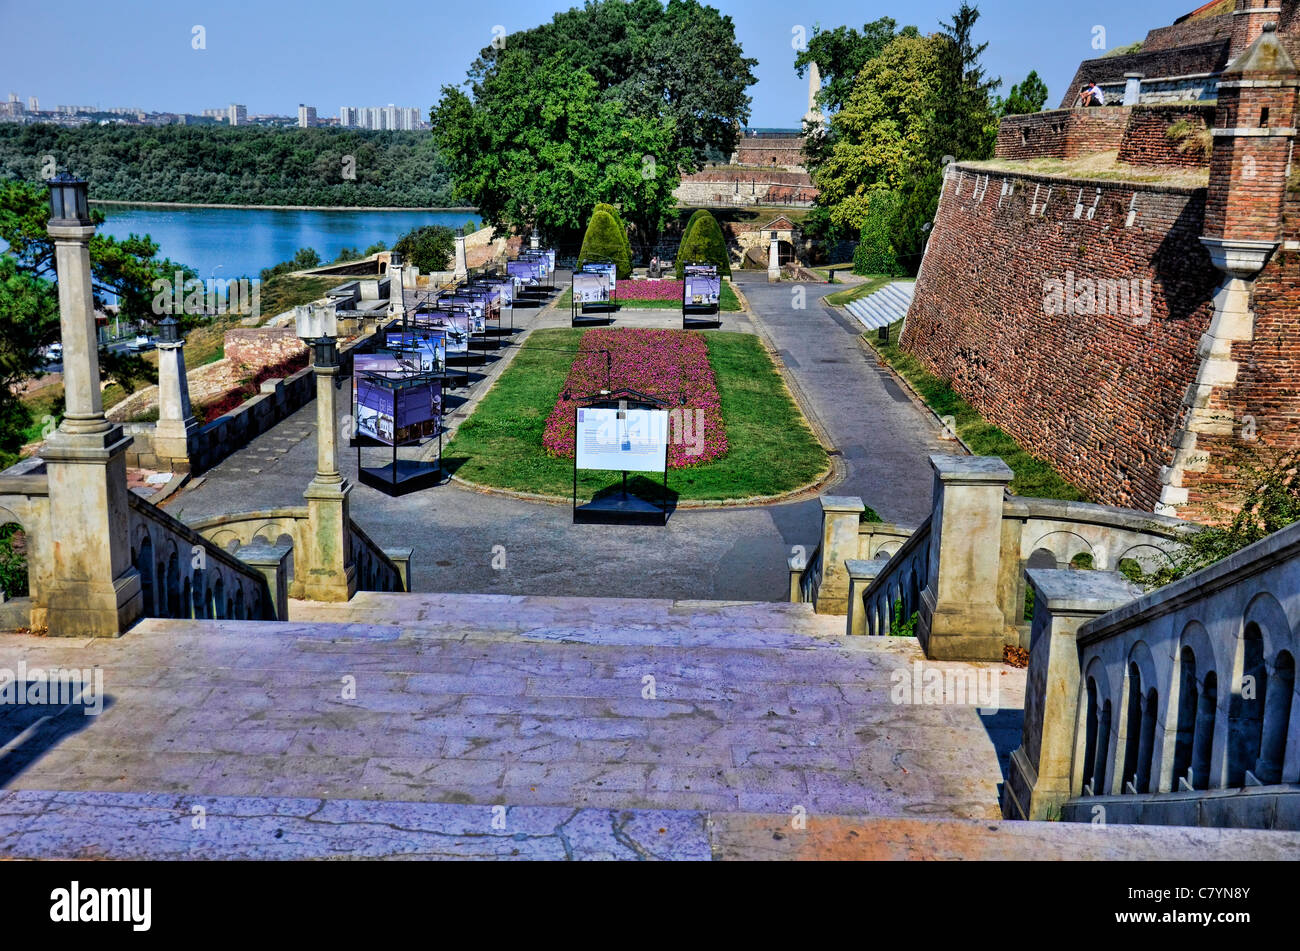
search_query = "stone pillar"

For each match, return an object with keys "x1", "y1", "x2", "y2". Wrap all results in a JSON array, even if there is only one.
[
  {"x1": 1122, "y1": 73, "x2": 1143, "y2": 106},
  {"x1": 300, "y1": 340, "x2": 356, "y2": 602},
  {"x1": 42, "y1": 216, "x2": 143, "y2": 636},
  {"x1": 236, "y1": 542, "x2": 292, "y2": 620},
  {"x1": 845, "y1": 557, "x2": 889, "y2": 635},
  {"x1": 814, "y1": 495, "x2": 865, "y2": 615},
  {"x1": 530, "y1": 232, "x2": 540, "y2": 252},
  {"x1": 1003, "y1": 569, "x2": 1139, "y2": 820},
  {"x1": 454, "y1": 230, "x2": 468, "y2": 281},
  {"x1": 917, "y1": 455, "x2": 1015, "y2": 661},
  {"x1": 767, "y1": 232, "x2": 781, "y2": 282},
  {"x1": 153, "y1": 336, "x2": 198, "y2": 469}
]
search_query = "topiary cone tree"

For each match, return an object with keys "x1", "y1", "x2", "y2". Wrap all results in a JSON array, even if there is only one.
[
  {"x1": 579, "y1": 208, "x2": 633, "y2": 279},
  {"x1": 592, "y1": 202, "x2": 634, "y2": 271},
  {"x1": 674, "y1": 209, "x2": 711, "y2": 272},
  {"x1": 674, "y1": 210, "x2": 731, "y2": 279}
]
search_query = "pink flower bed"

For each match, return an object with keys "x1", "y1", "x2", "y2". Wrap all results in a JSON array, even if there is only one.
[
  {"x1": 542, "y1": 328, "x2": 728, "y2": 468},
  {"x1": 616, "y1": 279, "x2": 682, "y2": 302}
]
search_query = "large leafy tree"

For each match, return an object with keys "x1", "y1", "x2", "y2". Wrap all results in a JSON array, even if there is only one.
[
  {"x1": 462, "y1": 0, "x2": 756, "y2": 172},
  {"x1": 812, "y1": 32, "x2": 948, "y2": 230},
  {"x1": 394, "y1": 226, "x2": 455, "y2": 273},
  {"x1": 432, "y1": 52, "x2": 685, "y2": 250}
]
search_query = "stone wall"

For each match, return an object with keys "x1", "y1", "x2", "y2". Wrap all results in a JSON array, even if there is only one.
[
  {"x1": 1141, "y1": 11, "x2": 1235, "y2": 53},
  {"x1": 734, "y1": 134, "x2": 808, "y2": 168},
  {"x1": 1117, "y1": 104, "x2": 1216, "y2": 167},
  {"x1": 995, "y1": 108, "x2": 1131, "y2": 161},
  {"x1": 902, "y1": 166, "x2": 1221, "y2": 512},
  {"x1": 674, "y1": 167, "x2": 817, "y2": 207},
  {"x1": 1059, "y1": 41, "x2": 1230, "y2": 108},
  {"x1": 224, "y1": 327, "x2": 307, "y2": 369}
]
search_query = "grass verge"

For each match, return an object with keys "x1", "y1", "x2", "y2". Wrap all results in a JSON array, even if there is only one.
[
  {"x1": 554, "y1": 282, "x2": 741, "y2": 312},
  {"x1": 825, "y1": 276, "x2": 895, "y2": 307},
  {"x1": 445, "y1": 327, "x2": 830, "y2": 502},
  {"x1": 867, "y1": 319, "x2": 1088, "y2": 501}
]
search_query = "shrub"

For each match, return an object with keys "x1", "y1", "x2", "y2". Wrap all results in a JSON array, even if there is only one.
[
  {"x1": 674, "y1": 211, "x2": 731, "y2": 278},
  {"x1": 853, "y1": 191, "x2": 905, "y2": 277},
  {"x1": 674, "y1": 209, "x2": 712, "y2": 271},
  {"x1": 394, "y1": 225, "x2": 455, "y2": 273},
  {"x1": 578, "y1": 209, "x2": 632, "y2": 279}
]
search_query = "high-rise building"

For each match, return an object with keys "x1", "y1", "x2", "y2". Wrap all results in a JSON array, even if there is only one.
[
  {"x1": 297, "y1": 104, "x2": 316, "y2": 128},
  {"x1": 339, "y1": 106, "x2": 359, "y2": 127},
  {"x1": 228, "y1": 103, "x2": 247, "y2": 126},
  {"x1": 27, "y1": 96, "x2": 39, "y2": 113}
]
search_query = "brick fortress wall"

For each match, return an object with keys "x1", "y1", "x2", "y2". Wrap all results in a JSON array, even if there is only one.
[
  {"x1": 901, "y1": 166, "x2": 1221, "y2": 511},
  {"x1": 1116, "y1": 104, "x2": 1216, "y2": 167},
  {"x1": 903, "y1": 160, "x2": 1300, "y2": 514}
]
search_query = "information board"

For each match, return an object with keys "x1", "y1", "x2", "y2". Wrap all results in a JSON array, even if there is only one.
[
  {"x1": 575, "y1": 406, "x2": 669, "y2": 473},
  {"x1": 572, "y1": 272, "x2": 609, "y2": 304},
  {"x1": 385, "y1": 330, "x2": 445, "y2": 372},
  {"x1": 581, "y1": 262, "x2": 616, "y2": 291},
  {"x1": 355, "y1": 375, "x2": 442, "y2": 447},
  {"x1": 414, "y1": 312, "x2": 471, "y2": 354},
  {"x1": 684, "y1": 273, "x2": 721, "y2": 307},
  {"x1": 507, "y1": 259, "x2": 544, "y2": 286}
]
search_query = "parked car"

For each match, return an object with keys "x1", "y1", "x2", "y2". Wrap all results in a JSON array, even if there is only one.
[{"x1": 127, "y1": 334, "x2": 155, "y2": 353}]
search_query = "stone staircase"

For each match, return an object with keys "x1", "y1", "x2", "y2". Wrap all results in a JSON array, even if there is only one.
[
  {"x1": 2, "y1": 592, "x2": 1296, "y2": 859},
  {"x1": 843, "y1": 281, "x2": 915, "y2": 332}
]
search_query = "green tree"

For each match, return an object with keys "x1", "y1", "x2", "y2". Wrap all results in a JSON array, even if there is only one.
[
  {"x1": 0, "y1": 255, "x2": 59, "y2": 462},
  {"x1": 674, "y1": 210, "x2": 730, "y2": 278},
  {"x1": 393, "y1": 226, "x2": 456, "y2": 273},
  {"x1": 432, "y1": 52, "x2": 684, "y2": 248},
  {"x1": 590, "y1": 203, "x2": 633, "y2": 271},
  {"x1": 997, "y1": 70, "x2": 1049, "y2": 117},
  {"x1": 578, "y1": 208, "x2": 633, "y2": 278},
  {"x1": 853, "y1": 191, "x2": 905, "y2": 276},
  {"x1": 464, "y1": 0, "x2": 757, "y2": 171},
  {"x1": 929, "y1": 2, "x2": 1000, "y2": 164},
  {"x1": 674, "y1": 209, "x2": 711, "y2": 270},
  {"x1": 813, "y1": 32, "x2": 947, "y2": 230}
]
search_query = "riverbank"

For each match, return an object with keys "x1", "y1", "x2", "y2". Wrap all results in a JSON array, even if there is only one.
[{"x1": 90, "y1": 199, "x2": 478, "y2": 212}]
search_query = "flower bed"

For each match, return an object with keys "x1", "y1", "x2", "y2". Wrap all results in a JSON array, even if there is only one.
[
  {"x1": 542, "y1": 328, "x2": 728, "y2": 468},
  {"x1": 615, "y1": 279, "x2": 683, "y2": 303}
]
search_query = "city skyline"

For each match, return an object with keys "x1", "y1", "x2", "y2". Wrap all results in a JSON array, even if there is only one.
[{"x1": 1, "y1": 0, "x2": 1205, "y2": 128}]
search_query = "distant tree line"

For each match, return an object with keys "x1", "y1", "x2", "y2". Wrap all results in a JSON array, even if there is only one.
[{"x1": 0, "y1": 125, "x2": 455, "y2": 207}]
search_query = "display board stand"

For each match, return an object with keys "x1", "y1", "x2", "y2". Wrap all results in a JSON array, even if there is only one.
[
  {"x1": 356, "y1": 430, "x2": 443, "y2": 496},
  {"x1": 682, "y1": 261, "x2": 722, "y2": 329},
  {"x1": 571, "y1": 390, "x2": 671, "y2": 526}
]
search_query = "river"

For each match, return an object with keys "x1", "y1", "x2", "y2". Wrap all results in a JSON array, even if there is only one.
[{"x1": 93, "y1": 204, "x2": 478, "y2": 280}]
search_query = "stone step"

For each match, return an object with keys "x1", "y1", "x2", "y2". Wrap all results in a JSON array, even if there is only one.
[
  {"x1": 5, "y1": 789, "x2": 1297, "y2": 860},
  {"x1": 0, "y1": 595, "x2": 1024, "y2": 821},
  {"x1": 288, "y1": 591, "x2": 852, "y2": 649},
  {"x1": 844, "y1": 281, "x2": 915, "y2": 332}
]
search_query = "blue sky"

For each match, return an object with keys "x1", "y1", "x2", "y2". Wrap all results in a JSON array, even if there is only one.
[{"x1": 2, "y1": 0, "x2": 1203, "y2": 126}]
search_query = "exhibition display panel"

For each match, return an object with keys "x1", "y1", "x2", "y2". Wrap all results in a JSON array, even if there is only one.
[{"x1": 571, "y1": 389, "x2": 671, "y2": 525}]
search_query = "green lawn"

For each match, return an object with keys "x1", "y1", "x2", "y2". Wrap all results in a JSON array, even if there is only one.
[
  {"x1": 825, "y1": 277, "x2": 895, "y2": 307},
  {"x1": 445, "y1": 328, "x2": 830, "y2": 502},
  {"x1": 868, "y1": 320, "x2": 1088, "y2": 502},
  {"x1": 554, "y1": 281, "x2": 741, "y2": 312}
]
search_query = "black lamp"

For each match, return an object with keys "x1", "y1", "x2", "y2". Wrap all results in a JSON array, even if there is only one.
[
  {"x1": 157, "y1": 316, "x2": 181, "y2": 344},
  {"x1": 47, "y1": 173, "x2": 90, "y2": 225}
]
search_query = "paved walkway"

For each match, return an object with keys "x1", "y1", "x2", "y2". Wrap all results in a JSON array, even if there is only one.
[{"x1": 166, "y1": 272, "x2": 954, "y2": 599}]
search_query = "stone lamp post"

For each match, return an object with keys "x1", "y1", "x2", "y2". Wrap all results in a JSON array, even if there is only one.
[
  {"x1": 295, "y1": 302, "x2": 356, "y2": 602},
  {"x1": 153, "y1": 315, "x2": 198, "y2": 469},
  {"x1": 767, "y1": 230, "x2": 781, "y2": 282},
  {"x1": 453, "y1": 227, "x2": 468, "y2": 282},
  {"x1": 42, "y1": 174, "x2": 143, "y2": 635}
]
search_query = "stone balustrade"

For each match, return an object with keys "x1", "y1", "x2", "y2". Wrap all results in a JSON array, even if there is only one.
[
  {"x1": 1007, "y1": 519, "x2": 1300, "y2": 829},
  {"x1": 825, "y1": 455, "x2": 1197, "y2": 660},
  {"x1": 187, "y1": 508, "x2": 407, "y2": 600}
]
